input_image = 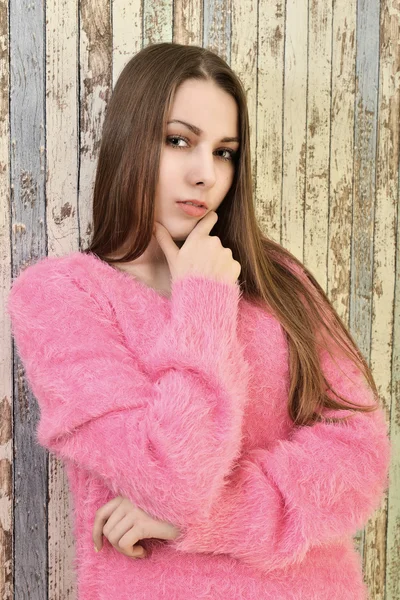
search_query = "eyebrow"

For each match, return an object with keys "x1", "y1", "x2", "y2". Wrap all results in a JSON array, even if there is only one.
[{"x1": 167, "y1": 119, "x2": 240, "y2": 143}]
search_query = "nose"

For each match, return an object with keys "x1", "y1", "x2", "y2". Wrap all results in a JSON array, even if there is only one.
[{"x1": 188, "y1": 146, "x2": 217, "y2": 189}]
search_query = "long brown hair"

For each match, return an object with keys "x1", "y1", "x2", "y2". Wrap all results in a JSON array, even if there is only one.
[{"x1": 82, "y1": 41, "x2": 379, "y2": 427}]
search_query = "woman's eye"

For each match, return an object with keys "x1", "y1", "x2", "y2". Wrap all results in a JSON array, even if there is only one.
[
  {"x1": 217, "y1": 149, "x2": 237, "y2": 161},
  {"x1": 167, "y1": 135, "x2": 188, "y2": 148},
  {"x1": 166, "y1": 135, "x2": 237, "y2": 162}
]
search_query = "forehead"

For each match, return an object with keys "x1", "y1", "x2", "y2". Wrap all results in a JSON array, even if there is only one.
[{"x1": 168, "y1": 79, "x2": 239, "y2": 136}]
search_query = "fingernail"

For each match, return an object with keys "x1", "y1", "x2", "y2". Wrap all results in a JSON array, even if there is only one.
[{"x1": 94, "y1": 545, "x2": 99, "y2": 553}]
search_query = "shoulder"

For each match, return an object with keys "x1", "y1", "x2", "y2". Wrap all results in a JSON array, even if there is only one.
[
  {"x1": 7, "y1": 251, "x2": 111, "y2": 315},
  {"x1": 9, "y1": 251, "x2": 112, "y2": 291}
]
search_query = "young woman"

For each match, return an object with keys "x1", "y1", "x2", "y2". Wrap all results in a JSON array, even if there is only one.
[{"x1": 7, "y1": 42, "x2": 391, "y2": 599}]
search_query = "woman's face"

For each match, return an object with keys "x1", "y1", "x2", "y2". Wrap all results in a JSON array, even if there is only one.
[{"x1": 154, "y1": 79, "x2": 240, "y2": 242}]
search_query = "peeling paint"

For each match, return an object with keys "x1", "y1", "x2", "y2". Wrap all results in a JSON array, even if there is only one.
[
  {"x1": 0, "y1": 398, "x2": 11, "y2": 444},
  {"x1": 20, "y1": 171, "x2": 38, "y2": 208}
]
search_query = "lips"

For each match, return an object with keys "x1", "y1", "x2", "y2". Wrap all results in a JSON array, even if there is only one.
[
  {"x1": 177, "y1": 202, "x2": 208, "y2": 217},
  {"x1": 177, "y1": 200, "x2": 208, "y2": 209}
]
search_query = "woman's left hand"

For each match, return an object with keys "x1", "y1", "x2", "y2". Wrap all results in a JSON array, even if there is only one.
[{"x1": 92, "y1": 495, "x2": 181, "y2": 558}]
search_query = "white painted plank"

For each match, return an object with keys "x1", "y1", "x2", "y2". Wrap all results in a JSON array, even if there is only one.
[
  {"x1": 45, "y1": 0, "x2": 80, "y2": 596},
  {"x1": 281, "y1": 0, "x2": 308, "y2": 259},
  {"x1": 143, "y1": 0, "x2": 173, "y2": 44}
]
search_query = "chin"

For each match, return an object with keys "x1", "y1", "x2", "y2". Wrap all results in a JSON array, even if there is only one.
[{"x1": 160, "y1": 219, "x2": 196, "y2": 242}]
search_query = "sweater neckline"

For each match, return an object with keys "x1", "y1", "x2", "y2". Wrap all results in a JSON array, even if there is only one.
[{"x1": 83, "y1": 251, "x2": 171, "y2": 301}]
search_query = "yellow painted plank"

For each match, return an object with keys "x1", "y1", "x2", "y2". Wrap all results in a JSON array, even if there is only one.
[
  {"x1": 45, "y1": 0, "x2": 80, "y2": 596},
  {"x1": 255, "y1": 1, "x2": 285, "y2": 242},
  {"x1": 112, "y1": 0, "x2": 142, "y2": 88},
  {"x1": 281, "y1": 0, "x2": 308, "y2": 259},
  {"x1": 79, "y1": 0, "x2": 112, "y2": 250},
  {"x1": 303, "y1": 0, "x2": 332, "y2": 290},
  {"x1": 173, "y1": 0, "x2": 203, "y2": 45},
  {"x1": 231, "y1": 0, "x2": 258, "y2": 202},
  {"x1": 375, "y1": 3, "x2": 400, "y2": 599},
  {"x1": 327, "y1": 0, "x2": 356, "y2": 326}
]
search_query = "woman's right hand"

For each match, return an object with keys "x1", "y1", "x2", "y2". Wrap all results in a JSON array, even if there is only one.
[
  {"x1": 93, "y1": 496, "x2": 181, "y2": 559},
  {"x1": 153, "y1": 211, "x2": 241, "y2": 285}
]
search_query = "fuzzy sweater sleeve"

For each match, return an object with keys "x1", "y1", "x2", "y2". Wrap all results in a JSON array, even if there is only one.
[
  {"x1": 169, "y1": 347, "x2": 391, "y2": 573},
  {"x1": 6, "y1": 256, "x2": 251, "y2": 529}
]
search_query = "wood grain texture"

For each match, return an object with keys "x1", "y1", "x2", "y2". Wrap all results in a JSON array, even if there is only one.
[
  {"x1": 231, "y1": 0, "x2": 258, "y2": 203},
  {"x1": 112, "y1": 0, "x2": 142, "y2": 89},
  {"x1": 327, "y1": 0, "x2": 356, "y2": 326},
  {"x1": 351, "y1": 0, "x2": 380, "y2": 360},
  {"x1": 0, "y1": 0, "x2": 12, "y2": 597},
  {"x1": 379, "y1": 2, "x2": 400, "y2": 599},
  {"x1": 281, "y1": 0, "x2": 308, "y2": 259},
  {"x1": 389, "y1": 179, "x2": 400, "y2": 600},
  {"x1": 203, "y1": 0, "x2": 231, "y2": 63},
  {"x1": 144, "y1": 0, "x2": 173, "y2": 44},
  {"x1": 9, "y1": 0, "x2": 48, "y2": 598},
  {"x1": 45, "y1": 0, "x2": 79, "y2": 597},
  {"x1": 173, "y1": 0, "x2": 203, "y2": 45},
  {"x1": 255, "y1": 0, "x2": 285, "y2": 243},
  {"x1": 2, "y1": 1, "x2": 399, "y2": 598},
  {"x1": 78, "y1": 0, "x2": 112, "y2": 252},
  {"x1": 303, "y1": 0, "x2": 332, "y2": 290},
  {"x1": 351, "y1": 0, "x2": 380, "y2": 578}
]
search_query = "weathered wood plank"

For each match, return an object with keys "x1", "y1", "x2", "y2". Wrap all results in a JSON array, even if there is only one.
[
  {"x1": 46, "y1": 0, "x2": 79, "y2": 255},
  {"x1": 281, "y1": 0, "x2": 308, "y2": 259},
  {"x1": 45, "y1": 0, "x2": 80, "y2": 597},
  {"x1": 371, "y1": 0, "x2": 400, "y2": 591},
  {"x1": 112, "y1": 0, "x2": 142, "y2": 88},
  {"x1": 9, "y1": 0, "x2": 48, "y2": 598},
  {"x1": 5, "y1": 1, "x2": 399, "y2": 598},
  {"x1": 303, "y1": 0, "x2": 332, "y2": 290},
  {"x1": 203, "y1": 0, "x2": 231, "y2": 63},
  {"x1": 255, "y1": 0, "x2": 285, "y2": 243},
  {"x1": 388, "y1": 182, "x2": 400, "y2": 600},
  {"x1": 327, "y1": 8, "x2": 374, "y2": 581},
  {"x1": 231, "y1": 0, "x2": 257, "y2": 203},
  {"x1": 351, "y1": 0, "x2": 380, "y2": 589},
  {"x1": 0, "y1": 0, "x2": 12, "y2": 597},
  {"x1": 379, "y1": 3, "x2": 400, "y2": 599},
  {"x1": 351, "y1": 0, "x2": 379, "y2": 366},
  {"x1": 143, "y1": 0, "x2": 173, "y2": 44},
  {"x1": 78, "y1": 0, "x2": 112, "y2": 252},
  {"x1": 173, "y1": 0, "x2": 203, "y2": 45},
  {"x1": 327, "y1": 0, "x2": 356, "y2": 326}
]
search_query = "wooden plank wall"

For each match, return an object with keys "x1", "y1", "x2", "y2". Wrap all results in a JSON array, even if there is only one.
[{"x1": 1, "y1": 0, "x2": 399, "y2": 597}]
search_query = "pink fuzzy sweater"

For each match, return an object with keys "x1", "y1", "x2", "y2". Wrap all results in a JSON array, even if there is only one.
[{"x1": 7, "y1": 250, "x2": 391, "y2": 600}]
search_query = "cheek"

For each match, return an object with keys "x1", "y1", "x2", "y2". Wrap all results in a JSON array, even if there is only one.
[
  {"x1": 221, "y1": 168, "x2": 235, "y2": 192},
  {"x1": 154, "y1": 157, "x2": 179, "y2": 209},
  {"x1": 158, "y1": 153, "x2": 181, "y2": 185}
]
